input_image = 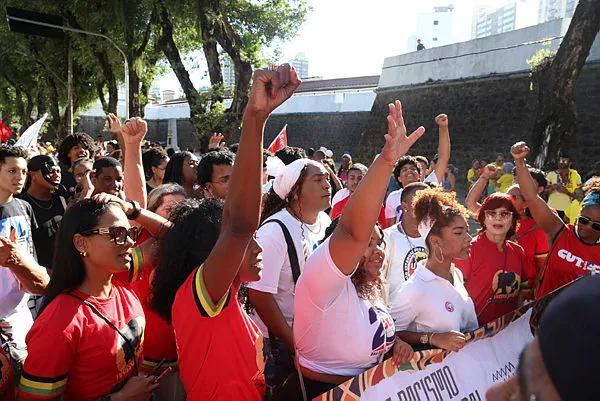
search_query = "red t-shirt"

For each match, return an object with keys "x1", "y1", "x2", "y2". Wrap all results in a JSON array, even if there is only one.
[
  {"x1": 454, "y1": 234, "x2": 526, "y2": 325},
  {"x1": 537, "y1": 224, "x2": 600, "y2": 298},
  {"x1": 330, "y1": 195, "x2": 388, "y2": 228},
  {"x1": 172, "y1": 265, "x2": 265, "y2": 401},
  {"x1": 17, "y1": 278, "x2": 144, "y2": 400},
  {"x1": 0, "y1": 346, "x2": 14, "y2": 401},
  {"x1": 513, "y1": 217, "x2": 549, "y2": 281},
  {"x1": 130, "y1": 264, "x2": 179, "y2": 374}
]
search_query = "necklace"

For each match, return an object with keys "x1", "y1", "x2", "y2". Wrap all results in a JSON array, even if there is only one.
[
  {"x1": 287, "y1": 207, "x2": 322, "y2": 234},
  {"x1": 399, "y1": 222, "x2": 419, "y2": 254},
  {"x1": 25, "y1": 194, "x2": 55, "y2": 211}
]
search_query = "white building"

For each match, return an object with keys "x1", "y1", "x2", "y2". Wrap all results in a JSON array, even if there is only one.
[
  {"x1": 472, "y1": 1, "x2": 538, "y2": 39},
  {"x1": 407, "y1": 5, "x2": 456, "y2": 52},
  {"x1": 538, "y1": 0, "x2": 578, "y2": 23},
  {"x1": 221, "y1": 55, "x2": 236, "y2": 89},
  {"x1": 289, "y1": 52, "x2": 309, "y2": 79}
]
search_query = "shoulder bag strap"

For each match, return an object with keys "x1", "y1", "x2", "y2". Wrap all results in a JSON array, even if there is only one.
[
  {"x1": 62, "y1": 292, "x2": 139, "y2": 375},
  {"x1": 260, "y1": 219, "x2": 302, "y2": 285},
  {"x1": 511, "y1": 224, "x2": 539, "y2": 242},
  {"x1": 476, "y1": 246, "x2": 509, "y2": 320}
]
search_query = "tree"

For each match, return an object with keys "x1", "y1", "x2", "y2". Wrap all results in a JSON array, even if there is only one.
[
  {"x1": 529, "y1": 0, "x2": 600, "y2": 169},
  {"x1": 156, "y1": 0, "x2": 308, "y2": 147}
]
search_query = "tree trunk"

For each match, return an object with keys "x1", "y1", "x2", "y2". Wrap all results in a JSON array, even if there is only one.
[
  {"x1": 47, "y1": 75, "x2": 65, "y2": 141},
  {"x1": 157, "y1": 5, "x2": 207, "y2": 139},
  {"x1": 529, "y1": 0, "x2": 600, "y2": 169},
  {"x1": 96, "y1": 50, "x2": 118, "y2": 114}
]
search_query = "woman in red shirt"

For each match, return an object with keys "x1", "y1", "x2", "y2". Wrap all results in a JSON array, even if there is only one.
[
  {"x1": 455, "y1": 193, "x2": 526, "y2": 325},
  {"x1": 17, "y1": 196, "x2": 168, "y2": 401},
  {"x1": 511, "y1": 142, "x2": 600, "y2": 298},
  {"x1": 149, "y1": 64, "x2": 301, "y2": 401}
]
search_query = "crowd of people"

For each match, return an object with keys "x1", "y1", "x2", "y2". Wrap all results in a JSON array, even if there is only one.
[{"x1": 0, "y1": 63, "x2": 599, "y2": 401}]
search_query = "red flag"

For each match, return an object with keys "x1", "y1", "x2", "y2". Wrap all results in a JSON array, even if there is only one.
[
  {"x1": 268, "y1": 124, "x2": 288, "y2": 154},
  {"x1": 0, "y1": 120, "x2": 11, "y2": 142}
]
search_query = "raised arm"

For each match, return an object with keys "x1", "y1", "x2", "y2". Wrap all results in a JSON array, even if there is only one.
[
  {"x1": 511, "y1": 142, "x2": 564, "y2": 240},
  {"x1": 0, "y1": 229, "x2": 49, "y2": 295},
  {"x1": 465, "y1": 164, "x2": 497, "y2": 213},
  {"x1": 203, "y1": 65, "x2": 301, "y2": 302},
  {"x1": 118, "y1": 116, "x2": 148, "y2": 209},
  {"x1": 433, "y1": 114, "x2": 450, "y2": 184},
  {"x1": 330, "y1": 101, "x2": 425, "y2": 275}
]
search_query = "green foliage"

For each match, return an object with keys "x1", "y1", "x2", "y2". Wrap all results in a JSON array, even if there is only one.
[{"x1": 527, "y1": 40, "x2": 556, "y2": 73}]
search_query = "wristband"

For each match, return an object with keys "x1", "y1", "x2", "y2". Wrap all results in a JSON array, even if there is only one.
[{"x1": 126, "y1": 200, "x2": 141, "y2": 220}]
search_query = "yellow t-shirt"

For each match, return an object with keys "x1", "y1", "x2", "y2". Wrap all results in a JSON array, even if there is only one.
[
  {"x1": 565, "y1": 199, "x2": 583, "y2": 223},
  {"x1": 546, "y1": 170, "x2": 582, "y2": 211},
  {"x1": 467, "y1": 169, "x2": 478, "y2": 189},
  {"x1": 497, "y1": 173, "x2": 514, "y2": 193}
]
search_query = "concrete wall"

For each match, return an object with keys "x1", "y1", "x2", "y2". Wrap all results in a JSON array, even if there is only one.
[{"x1": 379, "y1": 19, "x2": 600, "y2": 89}]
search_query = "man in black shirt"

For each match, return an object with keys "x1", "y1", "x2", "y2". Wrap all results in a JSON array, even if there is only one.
[
  {"x1": 20, "y1": 155, "x2": 66, "y2": 269},
  {"x1": 417, "y1": 39, "x2": 425, "y2": 51}
]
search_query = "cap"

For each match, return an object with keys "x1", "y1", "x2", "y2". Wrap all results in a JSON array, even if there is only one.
[
  {"x1": 325, "y1": 150, "x2": 333, "y2": 158},
  {"x1": 538, "y1": 275, "x2": 600, "y2": 401}
]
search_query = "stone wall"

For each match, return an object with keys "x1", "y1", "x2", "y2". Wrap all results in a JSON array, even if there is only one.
[{"x1": 77, "y1": 65, "x2": 600, "y2": 199}]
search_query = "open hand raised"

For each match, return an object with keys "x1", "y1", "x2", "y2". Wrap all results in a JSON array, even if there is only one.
[
  {"x1": 380, "y1": 100, "x2": 425, "y2": 166},
  {"x1": 247, "y1": 64, "x2": 301, "y2": 118},
  {"x1": 208, "y1": 133, "x2": 225, "y2": 149}
]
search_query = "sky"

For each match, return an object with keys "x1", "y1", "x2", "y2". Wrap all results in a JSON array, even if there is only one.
[{"x1": 154, "y1": 0, "x2": 523, "y2": 92}]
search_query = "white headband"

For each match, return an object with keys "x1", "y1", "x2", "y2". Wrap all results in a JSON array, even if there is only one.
[
  {"x1": 417, "y1": 205, "x2": 451, "y2": 239},
  {"x1": 418, "y1": 218, "x2": 436, "y2": 239},
  {"x1": 272, "y1": 158, "x2": 309, "y2": 200}
]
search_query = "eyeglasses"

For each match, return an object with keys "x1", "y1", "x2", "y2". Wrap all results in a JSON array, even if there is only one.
[
  {"x1": 81, "y1": 226, "x2": 140, "y2": 245},
  {"x1": 578, "y1": 216, "x2": 600, "y2": 232},
  {"x1": 484, "y1": 210, "x2": 513, "y2": 220}
]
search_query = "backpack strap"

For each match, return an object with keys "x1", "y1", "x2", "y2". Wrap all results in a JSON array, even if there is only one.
[{"x1": 260, "y1": 219, "x2": 301, "y2": 285}]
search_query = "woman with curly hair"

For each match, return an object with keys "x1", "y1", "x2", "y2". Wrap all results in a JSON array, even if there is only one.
[
  {"x1": 511, "y1": 142, "x2": 600, "y2": 298},
  {"x1": 149, "y1": 64, "x2": 301, "y2": 400},
  {"x1": 454, "y1": 192, "x2": 526, "y2": 325},
  {"x1": 281, "y1": 101, "x2": 423, "y2": 400},
  {"x1": 57, "y1": 132, "x2": 96, "y2": 197},
  {"x1": 393, "y1": 188, "x2": 477, "y2": 352}
]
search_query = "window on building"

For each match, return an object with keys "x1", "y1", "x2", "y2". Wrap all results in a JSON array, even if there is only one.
[
  {"x1": 433, "y1": 20, "x2": 439, "y2": 25},
  {"x1": 432, "y1": 37, "x2": 438, "y2": 41}
]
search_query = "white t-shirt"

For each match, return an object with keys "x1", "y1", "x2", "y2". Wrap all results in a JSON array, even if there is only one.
[
  {"x1": 294, "y1": 239, "x2": 395, "y2": 376},
  {"x1": 392, "y1": 262, "x2": 478, "y2": 333},
  {"x1": 0, "y1": 268, "x2": 33, "y2": 349},
  {"x1": 247, "y1": 209, "x2": 330, "y2": 337},
  {"x1": 384, "y1": 172, "x2": 438, "y2": 223},
  {"x1": 331, "y1": 188, "x2": 350, "y2": 209},
  {"x1": 383, "y1": 224, "x2": 428, "y2": 312}
]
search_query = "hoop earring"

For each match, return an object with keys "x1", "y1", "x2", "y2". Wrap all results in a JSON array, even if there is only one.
[{"x1": 434, "y1": 246, "x2": 444, "y2": 263}]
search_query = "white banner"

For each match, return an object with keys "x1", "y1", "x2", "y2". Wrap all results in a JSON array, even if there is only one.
[{"x1": 361, "y1": 310, "x2": 532, "y2": 401}]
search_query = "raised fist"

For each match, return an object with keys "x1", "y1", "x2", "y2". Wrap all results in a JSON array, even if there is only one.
[
  {"x1": 511, "y1": 141, "x2": 530, "y2": 161},
  {"x1": 482, "y1": 164, "x2": 497, "y2": 180},
  {"x1": 435, "y1": 114, "x2": 449, "y2": 128}
]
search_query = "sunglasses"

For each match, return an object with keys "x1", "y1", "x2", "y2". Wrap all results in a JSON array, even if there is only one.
[
  {"x1": 578, "y1": 216, "x2": 600, "y2": 232},
  {"x1": 484, "y1": 210, "x2": 513, "y2": 220},
  {"x1": 82, "y1": 226, "x2": 140, "y2": 245}
]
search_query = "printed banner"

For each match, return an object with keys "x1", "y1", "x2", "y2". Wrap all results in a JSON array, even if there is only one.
[{"x1": 317, "y1": 283, "x2": 567, "y2": 401}]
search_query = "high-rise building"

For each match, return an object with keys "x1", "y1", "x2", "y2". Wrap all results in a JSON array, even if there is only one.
[
  {"x1": 289, "y1": 52, "x2": 309, "y2": 79},
  {"x1": 538, "y1": 0, "x2": 578, "y2": 23},
  {"x1": 472, "y1": 1, "x2": 538, "y2": 39},
  {"x1": 407, "y1": 5, "x2": 456, "y2": 52},
  {"x1": 221, "y1": 55, "x2": 236, "y2": 89}
]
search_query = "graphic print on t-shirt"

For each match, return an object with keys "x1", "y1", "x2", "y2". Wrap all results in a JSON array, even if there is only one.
[
  {"x1": 368, "y1": 306, "x2": 395, "y2": 356},
  {"x1": 403, "y1": 246, "x2": 428, "y2": 280},
  {"x1": 491, "y1": 270, "x2": 521, "y2": 301},
  {"x1": 114, "y1": 316, "x2": 145, "y2": 387}
]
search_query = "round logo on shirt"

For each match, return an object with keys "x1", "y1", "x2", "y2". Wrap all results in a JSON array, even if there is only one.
[
  {"x1": 445, "y1": 302, "x2": 455, "y2": 312},
  {"x1": 403, "y1": 246, "x2": 428, "y2": 280},
  {"x1": 116, "y1": 316, "x2": 145, "y2": 378}
]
